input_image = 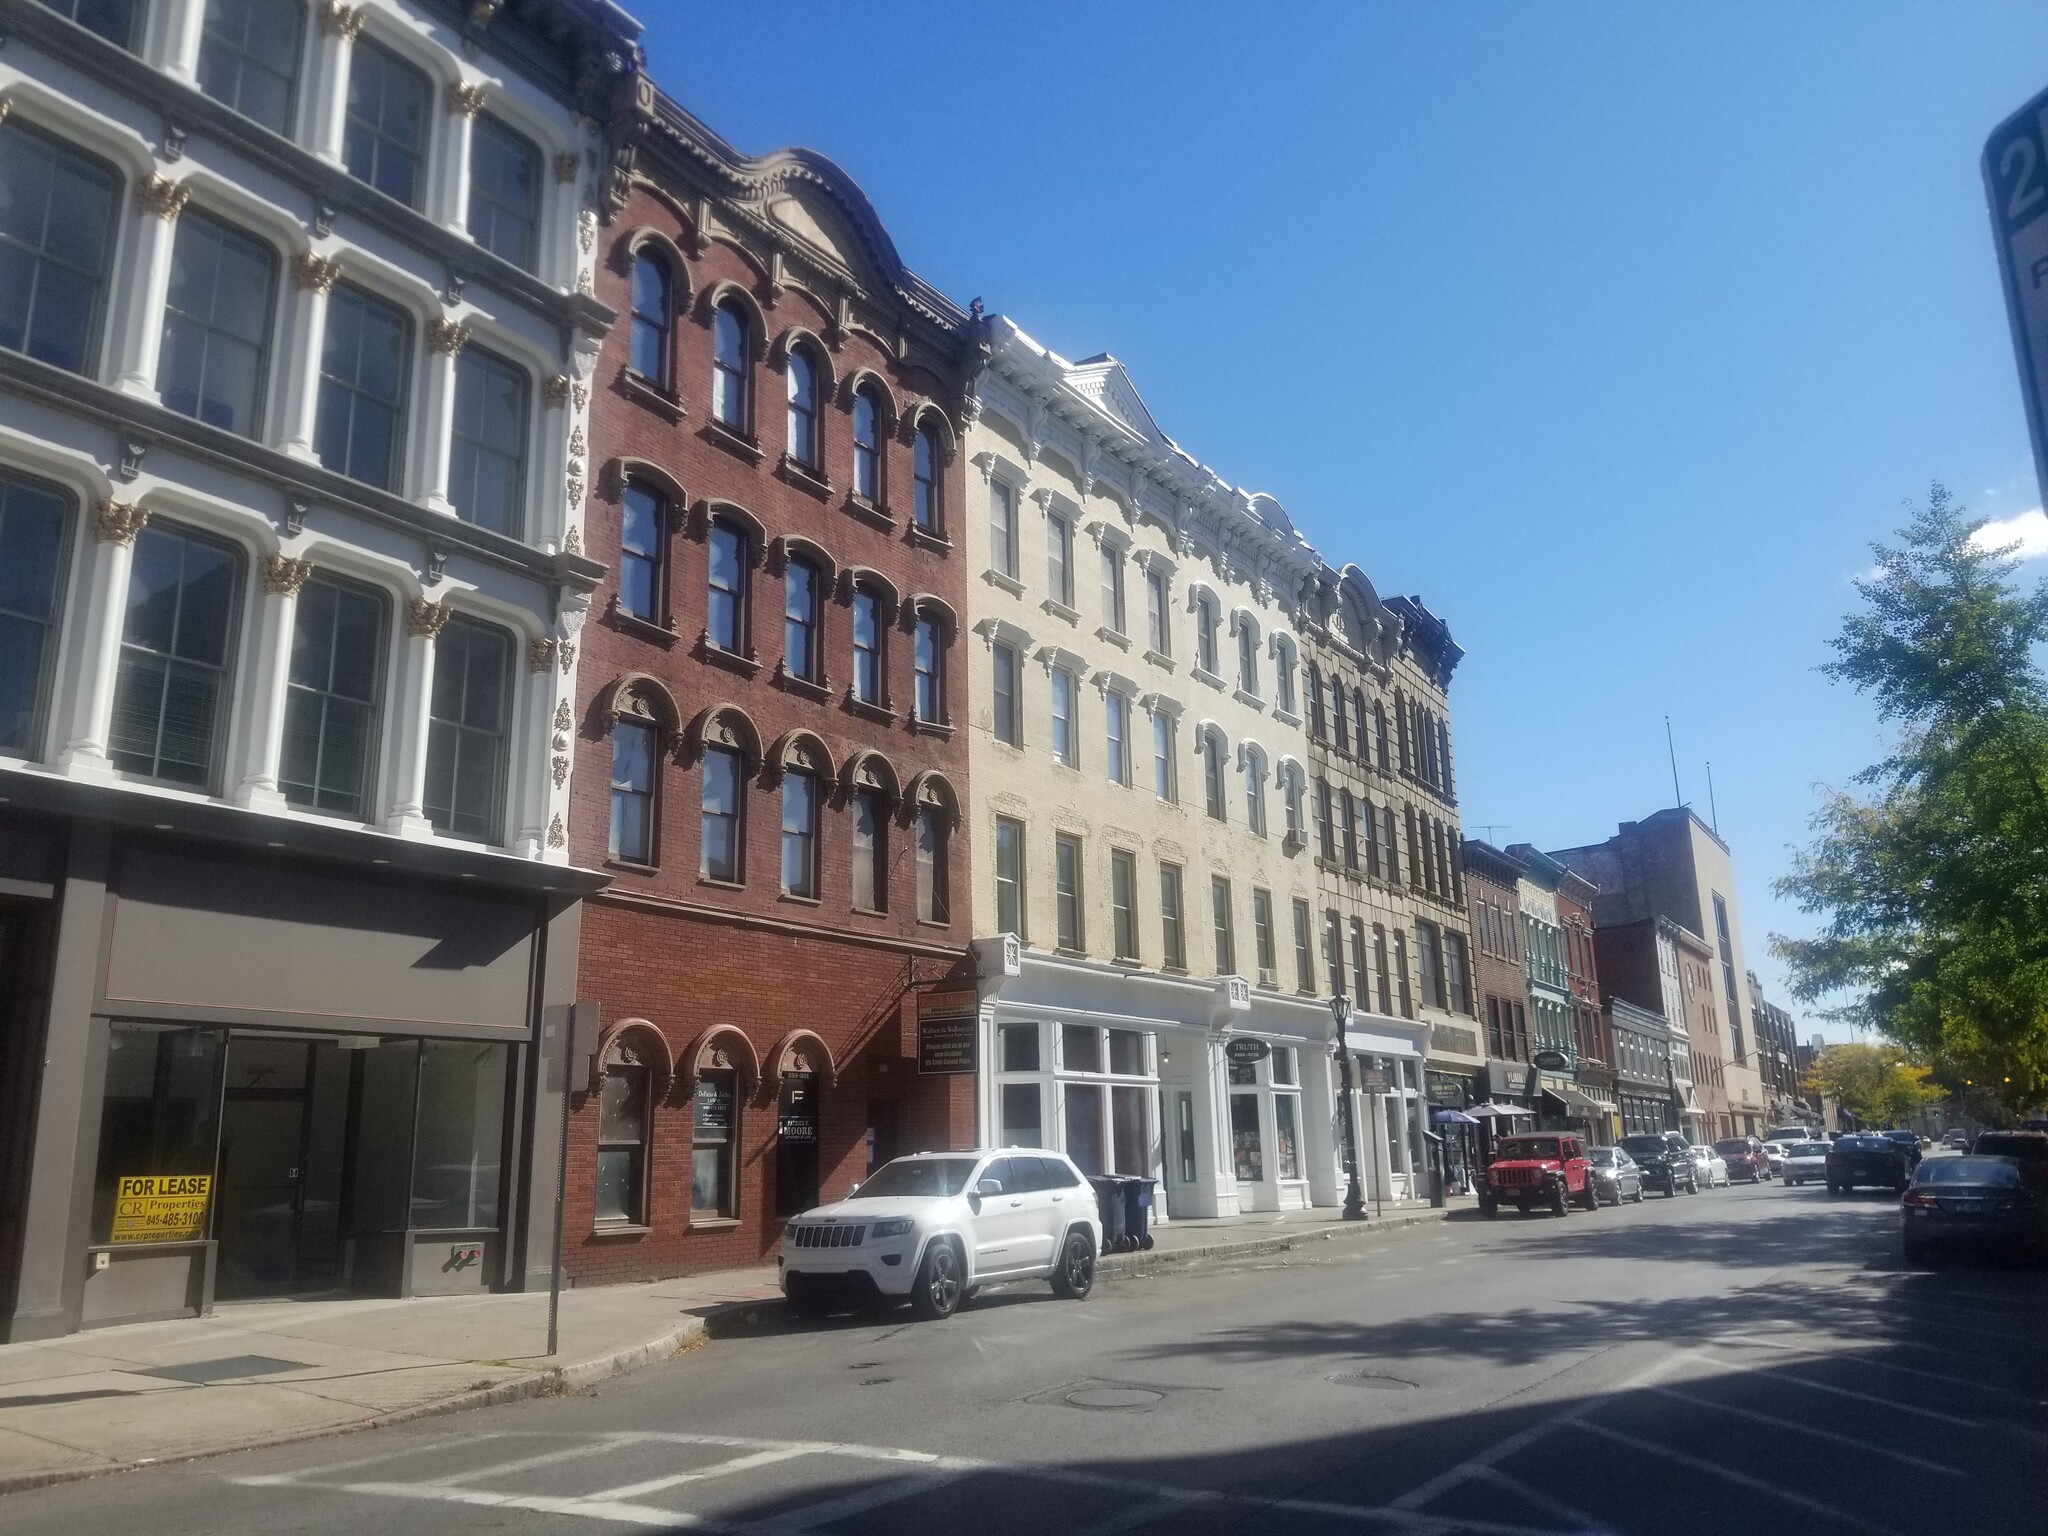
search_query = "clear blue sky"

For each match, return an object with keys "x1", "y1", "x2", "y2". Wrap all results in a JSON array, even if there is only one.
[{"x1": 644, "y1": 4, "x2": 2048, "y2": 1043}]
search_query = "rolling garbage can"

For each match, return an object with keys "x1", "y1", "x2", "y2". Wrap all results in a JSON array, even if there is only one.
[
  {"x1": 1124, "y1": 1178, "x2": 1157, "y2": 1251},
  {"x1": 1089, "y1": 1174, "x2": 1131, "y2": 1251}
]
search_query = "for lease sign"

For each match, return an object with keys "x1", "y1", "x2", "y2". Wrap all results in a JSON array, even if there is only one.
[{"x1": 110, "y1": 1174, "x2": 212, "y2": 1243}]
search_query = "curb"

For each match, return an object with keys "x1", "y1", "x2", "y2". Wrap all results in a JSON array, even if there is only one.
[
  {"x1": 0, "y1": 1316, "x2": 711, "y2": 1499},
  {"x1": 1099, "y1": 1206, "x2": 1449, "y2": 1276}
]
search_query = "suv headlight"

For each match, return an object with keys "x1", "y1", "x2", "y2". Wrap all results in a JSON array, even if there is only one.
[{"x1": 870, "y1": 1218, "x2": 916, "y2": 1240}]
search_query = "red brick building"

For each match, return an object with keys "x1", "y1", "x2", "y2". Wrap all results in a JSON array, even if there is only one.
[
  {"x1": 1461, "y1": 839, "x2": 1531, "y2": 1158},
  {"x1": 1556, "y1": 868, "x2": 1617, "y2": 1142},
  {"x1": 564, "y1": 89, "x2": 984, "y2": 1282}
]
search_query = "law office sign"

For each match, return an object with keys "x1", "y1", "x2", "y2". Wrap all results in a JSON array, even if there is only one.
[{"x1": 1985, "y1": 85, "x2": 2048, "y2": 509}]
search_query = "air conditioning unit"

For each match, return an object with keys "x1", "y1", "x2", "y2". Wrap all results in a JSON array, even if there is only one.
[{"x1": 1258, "y1": 967, "x2": 1278, "y2": 988}]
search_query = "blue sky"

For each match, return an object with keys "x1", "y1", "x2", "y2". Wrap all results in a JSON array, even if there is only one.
[{"x1": 644, "y1": 4, "x2": 2048, "y2": 1043}]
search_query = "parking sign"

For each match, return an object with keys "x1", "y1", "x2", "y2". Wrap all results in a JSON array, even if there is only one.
[{"x1": 1986, "y1": 85, "x2": 2048, "y2": 510}]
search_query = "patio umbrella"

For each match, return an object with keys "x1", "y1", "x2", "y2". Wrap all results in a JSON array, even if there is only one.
[
  {"x1": 1467, "y1": 1102, "x2": 1532, "y2": 1119},
  {"x1": 1431, "y1": 1108, "x2": 1480, "y2": 1126}
]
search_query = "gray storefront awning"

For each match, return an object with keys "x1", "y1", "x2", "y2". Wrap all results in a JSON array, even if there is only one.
[{"x1": 1542, "y1": 1085, "x2": 1613, "y2": 1119}]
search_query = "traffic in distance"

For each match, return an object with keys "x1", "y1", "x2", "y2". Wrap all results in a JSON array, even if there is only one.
[{"x1": 777, "y1": 1125, "x2": 2048, "y2": 1323}]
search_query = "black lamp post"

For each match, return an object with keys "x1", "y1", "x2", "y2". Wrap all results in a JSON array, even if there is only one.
[{"x1": 1332, "y1": 993, "x2": 1368, "y2": 1221}]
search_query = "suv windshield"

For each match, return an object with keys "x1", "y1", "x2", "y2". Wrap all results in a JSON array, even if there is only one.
[
  {"x1": 1973, "y1": 1133, "x2": 2048, "y2": 1161},
  {"x1": 849, "y1": 1157, "x2": 980, "y2": 1199},
  {"x1": 1788, "y1": 1143, "x2": 1829, "y2": 1156},
  {"x1": 1618, "y1": 1137, "x2": 1669, "y2": 1158},
  {"x1": 1495, "y1": 1138, "x2": 1561, "y2": 1160},
  {"x1": 1713, "y1": 1139, "x2": 1750, "y2": 1154}
]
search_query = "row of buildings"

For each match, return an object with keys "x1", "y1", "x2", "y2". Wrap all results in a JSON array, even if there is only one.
[{"x1": 0, "y1": 0, "x2": 1810, "y2": 1340}]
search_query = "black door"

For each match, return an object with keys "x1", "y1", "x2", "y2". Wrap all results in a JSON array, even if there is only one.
[
  {"x1": 214, "y1": 1038, "x2": 348, "y2": 1298},
  {"x1": 776, "y1": 1071, "x2": 819, "y2": 1216}
]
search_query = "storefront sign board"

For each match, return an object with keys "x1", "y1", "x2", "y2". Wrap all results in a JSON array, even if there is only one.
[
  {"x1": 1358, "y1": 1067, "x2": 1392, "y2": 1093},
  {"x1": 109, "y1": 1173, "x2": 211, "y2": 1243},
  {"x1": 917, "y1": 1008, "x2": 978, "y2": 1075},
  {"x1": 1224, "y1": 1037, "x2": 1270, "y2": 1065}
]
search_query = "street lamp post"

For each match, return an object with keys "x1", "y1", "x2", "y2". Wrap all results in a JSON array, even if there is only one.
[{"x1": 1332, "y1": 993, "x2": 1368, "y2": 1221}]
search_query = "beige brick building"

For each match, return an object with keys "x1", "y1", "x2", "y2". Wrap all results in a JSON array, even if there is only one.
[{"x1": 961, "y1": 319, "x2": 1428, "y2": 1218}]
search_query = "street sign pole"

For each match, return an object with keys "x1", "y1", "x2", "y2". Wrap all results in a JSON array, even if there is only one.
[{"x1": 1985, "y1": 84, "x2": 2048, "y2": 511}]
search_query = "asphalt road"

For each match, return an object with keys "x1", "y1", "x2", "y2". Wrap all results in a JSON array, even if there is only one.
[{"x1": 4, "y1": 1173, "x2": 2042, "y2": 1536}]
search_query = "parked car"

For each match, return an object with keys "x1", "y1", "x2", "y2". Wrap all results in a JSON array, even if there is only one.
[
  {"x1": 1826, "y1": 1132, "x2": 1912, "y2": 1194},
  {"x1": 1618, "y1": 1133, "x2": 1697, "y2": 1196},
  {"x1": 1764, "y1": 1126, "x2": 1817, "y2": 1147},
  {"x1": 1588, "y1": 1146, "x2": 1647, "y2": 1205},
  {"x1": 779, "y1": 1150, "x2": 1102, "y2": 1320},
  {"x1": 1715, "y1": 1136, "x2": 1772, "y2": 1183},
  {"x1": 1761, "y1": 1142, "x2": 1788, "y2": 1177},
  {"x1": 1880, "y1": 1129, "x2": 1925, "y2": 1169},
  {"x1": 1479, "y1": 1133, "x2": 1599, "y2": 1217},
  {"x1": 1901, "y1": 1155, "x2": 2048, "y2": 1264},
  {"x1": 1972, "y1": 1129, "x2": 2048, "y2": 1170},
  {"x1": 1688, "y1": 1143, "x2": 1730, "y2": 1187},
  {"x1": 1942, "y1": 1129, "x2": 1971, "y2": 1150},
  {"x1": 1780, "y1": 1141, "x2": 1832, "y2": 1186}
]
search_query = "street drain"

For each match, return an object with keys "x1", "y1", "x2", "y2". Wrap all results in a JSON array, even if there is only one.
[
  {"x1": 1065, "y1": 1387, "x2": 1165, "y2": 1409},
  {"x1": 1327, "y1": 1372, "x2": 1418, "y2": 1390}
]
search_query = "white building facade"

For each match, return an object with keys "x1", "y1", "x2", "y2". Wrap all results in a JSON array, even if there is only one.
[
  {"x1": 960, "y1": 319, "x2": 1424, "y2": 1221},
  {"x1": 0, "y1": 0, "x2": 638, "y2": 1339}
]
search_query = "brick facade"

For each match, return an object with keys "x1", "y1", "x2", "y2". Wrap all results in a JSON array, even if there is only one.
[
  {"x1": 564, "y1": 93, "x2": 982, "y2": 1281},
  {"x1": 1462, "y1": 839, "x2": 1531, "y2": 1084}
]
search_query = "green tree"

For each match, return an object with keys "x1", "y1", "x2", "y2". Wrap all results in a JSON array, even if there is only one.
[
  {"x1": 1772, "y1": 486, "x2": 2048, "y2": 1116},
  {"x1": 1800, "y1": 1043, "x2": 1942, "y2": 1128}
]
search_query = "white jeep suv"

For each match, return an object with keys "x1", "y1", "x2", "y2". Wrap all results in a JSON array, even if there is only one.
[{"x1": 779, "y1": 1149, "x2": 1102, "y2": 1320}]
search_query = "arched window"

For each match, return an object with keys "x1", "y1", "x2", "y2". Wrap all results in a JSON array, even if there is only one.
[
  {"x1": 1195, "y1": 595, "x2": 1220, "y2": 676},
  {"x1": 1244, "y1": 748, "x2": 1267, "y2": 835},
  {"x1": 423, "y1": 613, "x2": 512, "y2": 842},
  {"x1": 916, "y1": 786, "x2": 950, "y2": 924},
  {"x1": 199, "y1": 0, "x2": 305, "y2": 133},
  {"x1": 450, "y1": 345, "x2": 530, "y2": 536},
  {"x1": 1374, "y1": 700, "x2": 1390, "y2": 770},
  {"x1": 1201, "y1": 729, "x2": 1226, "y2": 821},
  {"x1": 1281, "y1": 765, "x2": 1305, "y2": 843},
  {"x1": 1273, "y1": 643, "x2": 1295, "y2": 716},
  {"x1": 707, "y1": 517, "x2": 748, "y2": 653},
  {"x1": 913, "y1": 613, "x2": 943, "y2": 723},
  {"x1": 1331, "y1": 678, "x2": 1349, "y2": 755},
  {"x1": 0, "y1": 469, "x2": 74, "y2": 757},
  {"x1": 851, "y1": 781, "x2": 887, "y2": 913},
  {"x1": 782, "y1": 556, "x2": 819, "y2": 682},
  {"x1": 781, "y1": 759, "x2": 820, "y2": 898},
  {"x1": 110, "y1": 521, "x2": 245, "y2": 791},
  {"x1": 786, "y1": 345, "x2": 820, "y2": 469},
  {"x1": 851, "y1": 587, "x2": 885, "y2": 705},
  {"x1": 912, "y1": 420, "x2": 940, "y2": 531},
  {"x1": 700, "y1": 742, "x2": 744, "y2": 882},
  {"x1": 610, "y1": 711, "x2": 657, "y2": 864},
  {"x1": 711, "y1": 299, "x2": 748, "y2": 429},
  {"x1": 0, "y1": 121, "x2": 117, "y2": 376},
  {"x1": 469, "y1": 115, "x2": 542, "y2": 272},
  {"x1": 618, "y1": 480, "x2": 666, "y2": 622},
  {"x1": 1237, "y1": 622, "x2": 1259, "y2": 697},
  {"x1": 1306, "y1": 662, "x2": 1325, "y2": 739},
  {"x1": 160, "y1": 209, "x2": 276, "y2": 438},
  {"x1": 343, "y1": 38, "x2": 430, "y2": 209},
  {"x1": 629, "y1": 251, "x2": 671, "y2": 384},
  {"x1": 594, "y1": 1034, "x2": 654, "y2": 1224},
  {"x1": 852, "y1": 386, "x2": 883, "y2": 502}
]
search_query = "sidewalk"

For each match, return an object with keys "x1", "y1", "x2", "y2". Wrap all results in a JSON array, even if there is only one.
[{"x1": 0, "y1": 1198, "x2": 1451, "y2": 1493}]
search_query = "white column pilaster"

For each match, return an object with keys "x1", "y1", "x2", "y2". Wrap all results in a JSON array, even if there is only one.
[
  {"x1": 281, "y1": 255, "x2": 337, "y2": 462},
  {"x1": 307, "y1": 7, "x2": 362, "y2": 167},
  {"x1": 1395, "y1": 1058, "x2": 1417, "y2": 1195},
  {"x1": 442, "y1": 87, "x2": 482, "y2": 236},
  {"x1": 112, "y1": 178, "x2": 189, "y2": 400},
  {"x1": 58, "y1": 503, "x2": 149, "y2": 778},
  {"x1": 385, "y1": 598, "x2": 446, "y2": 839},
  {"x1": 1303, "y1": 1046, "x2": 1340, "y2": 1208},
  {"x1": 233, "y1": 555, "x2": 310, "y2": 811},
  {"x1": 155, "y1": 0, "x2": 208, "y2": 81},
  {"x1": 512, "y1": 633, "x2": 558, "y2": 858},
  {"x1": 417, "y1": 322, "x2": 467, "y2": 514}
]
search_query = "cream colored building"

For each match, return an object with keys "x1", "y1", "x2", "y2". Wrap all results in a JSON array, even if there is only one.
[{"x1": 961, "y1": 319, "x2": 1427, "y2": 1219}]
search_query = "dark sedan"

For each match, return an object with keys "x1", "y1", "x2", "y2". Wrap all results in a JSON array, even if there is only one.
[
  {"x1": 1617, "y1": 1134, "x2": 1697, "y2": 1196},
  {"x1": 1587, "y1": 1146, "x2": 1646, "y2": 1206},
  {"x1": 1901, "y1": 1156, "x2": 2048, "y2": 1264},
  {"x1": 1880, "y1": 1129, "x2": 1924, "y2": 1168},
  {"x1": 1827, "y1": 1132, "x2": 1911, "y2": 1194}
]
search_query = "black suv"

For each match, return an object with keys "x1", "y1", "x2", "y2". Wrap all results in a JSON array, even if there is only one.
[
  {"x1": 1618, "y1": 1133, "x2": 1699, "y2": 1196},
  {"x1": 1826, "y1": 1133, "x2": 1910, "y2": 1194}
]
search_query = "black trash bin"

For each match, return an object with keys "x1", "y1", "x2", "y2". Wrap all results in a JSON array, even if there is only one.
[
  {"x1": 1124, "y1": 1178, "x2": 1157, "y2": 1251},
  {"x1": 1089, "y1": 1174, "x2": 1131, "y2": 1251}
]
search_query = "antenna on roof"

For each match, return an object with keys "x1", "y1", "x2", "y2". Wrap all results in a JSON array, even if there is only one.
[
  {"x1": 1706, "y1": 761, "x2": 1720, "y2": 835},
  {"x1": 1472, "y1": 824, "x2": 1510, "y2": 841},
  {"x1": 1665, "y1": 717, "x2": 1687, "y2": 809}
]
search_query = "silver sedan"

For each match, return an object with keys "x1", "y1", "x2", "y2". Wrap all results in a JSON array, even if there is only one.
[{"x1": 1588, "y1": 1146, "x2": 1647, "y2": 1205}]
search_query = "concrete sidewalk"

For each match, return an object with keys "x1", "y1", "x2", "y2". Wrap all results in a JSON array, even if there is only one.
[{"x1": 0, "y1": 1198, "x2": 1451, "y2": 1493}]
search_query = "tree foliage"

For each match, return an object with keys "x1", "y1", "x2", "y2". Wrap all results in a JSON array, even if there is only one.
[
  {"x1": 1772, "y1": 486, "x2": 2048, "y2": 1116},
  {"x1": 1799, "y1": 1043, "x2": 1942, "y2": 1128}
]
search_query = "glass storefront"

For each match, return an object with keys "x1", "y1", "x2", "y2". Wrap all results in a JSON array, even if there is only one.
[
  {"x1": 992, "y1": 1019, "x2": 1158, "y2": 1179},
  {"x1": 91, "y1": 1024, "x2": 514, "y2": 1300}
]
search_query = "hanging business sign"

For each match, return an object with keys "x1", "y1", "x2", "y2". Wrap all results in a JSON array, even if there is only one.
[
  {"x1": 1985, "y1": 83, "x2": 2048, "y2": 510},
  {"x1": 917, "y1": 1005, "x2": 978, "y2": 1075},
  {"x1": 1224, "y1": 1037, "x2": 1270, "y2": 1065},
  {"x1": 109, "y1": 1173, "x2": 211, "y2": 1244},
  {"x1": 1533, "y1": 1049, "x2": 1570, "y2": 1072}
]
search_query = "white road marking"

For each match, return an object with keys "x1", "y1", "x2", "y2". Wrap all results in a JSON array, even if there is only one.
[
  {"x1": 593, "y1": 1447, "x2": 812, "y2": 1502},
  {"x1": 1577, "y1": 1421, "x2": 1912, "y2": 1536},
  {"x1": 1645, "y1": 1384, "x2": 1961, "y2": 1476},
  {"x1": 233, "y1": 1433, "x2": 502, "y2": 1484},
  {"x1": 734, "y1": 1466, "x2": 977, "y2": 1533},
  {"x1": 1713, "y1": 1332, "x2": 2033, "y2": 1399},
  {"x1": 430, "y1": 1439, "x2": 626, "y2": 1486},
  {"x1": 1473, "y1": 1464, "x2": 1622, "y2": 1536},
  {"x1": 275, "y1": 1476, "x2": 712, "y2": 1528},
  {"x1": 1695, "y1": 1351, "x2": 1982, "y2": 1428}
]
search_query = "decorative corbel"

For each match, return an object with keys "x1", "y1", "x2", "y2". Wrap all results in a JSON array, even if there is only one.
[
  {"x1": 449, "y1": 81, "x2": 489, "y2": 118},
  {"x1": 94, "y1": 500, "x2": 150, "y2": 546},
  {"x1": 136, "y1": 174, "x2": 192, "y2": 221},
  {"x1": 263, "y1": 554, "x2": 314, "y2": 596},
  {"x1": 320, "y1": 1, "x2": 365, "y2": 40},
  {"x1": 428, "y1": 316, "x2": 471, "y2": 355},
  {"x1": 405, "y1": 598, "x2": 452, "y2": 639},
  {"x1": 294, "y1": 251, "x2": 340, "y2": 292}
]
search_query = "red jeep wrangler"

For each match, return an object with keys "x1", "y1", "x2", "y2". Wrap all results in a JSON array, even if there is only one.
[{"x1": 1479, "y1": 1133, "x2": 1598, "y2": 1217}]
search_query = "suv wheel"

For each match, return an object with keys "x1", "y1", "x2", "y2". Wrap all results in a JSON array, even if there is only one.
[
  {"x1": 1578, "y1": 1178, "x2": 1600, "y2": 1211},
  {"x1": 1051, "y1": 1229, "x2": 1096, "y2": 1299},
  {"x1": 1549, "y1": 1181, "x2": 1569, "y2": 1217},
  {"x1": 910, "y1": 1239, "x2": 964, "y2": 1320}
]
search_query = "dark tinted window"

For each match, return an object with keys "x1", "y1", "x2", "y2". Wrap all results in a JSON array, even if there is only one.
[
  {"x1": 1618, "y1": 1137, "x2": 1668, "y2": 1158},
  {"x1": 1010, "y1": 1155, "x2": 1050, "y2": 1193},
  {"x1": 1915, "y1": 1158, "x2": 2021, "y2": 1186},
  {"x1": 1972, "y1": 1134, "x2": 2048, "y2": 1161},
  {"x1": 977, "y1": 1156, "x2": 1014, "y2": 1194},
  {"x1": 0, "y1": 470, "x2": 71, "y2": 754},
  {"x1": 423, "y1": 614, "x2": 509, "y2": 841},
  {"x1": 315, "y1": 285, "x2": 409, "y2": 489},
  {"x1": 46, "y1": 0, "x2": 138, "y2": 46},
  {"x1": 1713, "y1": 1139, "x2": 1750, "y2": 1155},
  {"x1": 160, "y1": 212, "x2": 275, "y2": 436},
  {"x1": 1043, "y1": 1156, "x2": 1083, "y2": 1189},
  {"x1": 109, "y1": 523, "x2": 241, "y2": 786}
]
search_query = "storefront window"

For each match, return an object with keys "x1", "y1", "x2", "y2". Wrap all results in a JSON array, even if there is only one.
[
  {"x1": 692, "y1": 1069, "x2": 737, "y2": 1216},
  {"x1": 1228, "y1": 1059, "x2": 1257, "y2": 1087},
  {"x1": 1002, "y1": 1022, "x2": 1040, "y2": 1072},
  {"x1": 1001, "y1": 1082, "x2": 1042, "y2": 1147},
  {"x1": 412, "y1": 1041, "x2": 507, "y2": 1229},
  {"x1": 1274, "y1": 1094, "x2": 1301, "y2": 1179},
  {"x1": 1230, "y1": 1093, "x2": 1263, "y2": 1181},
  {"x1": 1175, "y1": 1092, "x2": 1197, "y2": 1183},
  {"x1": 1111, "y1": 1085, "x2": 1147, "y2": 1175},
  {"x1": 1108, "y1": 1028, "x2": 1146, "y2": 1076},
  {"x1": 1271, "y1": 1046, "x2": 1296, "y2": 1086},
  {"x1": 1062, "y1": 1024, "x2": 1102, "y2": 1074},
  {"x1": 1064, "y1": 1082, "x2": 1105, "y2": 1175},
  {"x1": 93, "y1": 1023, "x2": 225, "y2": 1245}
]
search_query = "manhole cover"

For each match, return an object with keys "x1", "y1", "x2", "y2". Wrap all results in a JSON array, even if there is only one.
[
  {"x1": 1327, "y1": 1372, "x2": 1417, "y2": 1391},
  {"x1": 1065, "y1": 1387, "x2": 1165, "y2": 1409}
]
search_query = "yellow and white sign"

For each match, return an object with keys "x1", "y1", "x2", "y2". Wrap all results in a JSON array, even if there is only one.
[{"x1": 109, "y1": 1174, "x2": 212, "y2": 1244}]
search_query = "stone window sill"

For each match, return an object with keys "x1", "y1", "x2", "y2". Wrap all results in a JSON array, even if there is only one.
[
  {"x1": 1096, "y1": 626, "x2": 1131, "y2": 650},
  {"x1": 701, "y1": 640, "x2": 760, "y2": 679},
  {"x1": 906, "y1": 524, "x2": 951, "y2": 553},
  {"x1": 774, "y1": 664, "x2": 832, "y2": 702},
  {"x1": 780, "y1": 892, "x2": 823, "y2": 908},
  {"x1": 1143, "y1": 649, "x2": 1175, "y2": 673},
  {"x1": 591, "y1": 1222, "x2": 652, "y2": 1239},
  {"x1": 702, "y1": 418, "x2": 764, "y2": 464},
  {"x1": 1041, "y1": 598, "x2": 1079, "y2": 624},
  {"x1": 778, "y1": 454, "x2": 834, "y2": 500},
  {"x1": 618, "y1": 371, "x2": 684, "y2": 422},
  {"x1": 1234, "y1": 687, "x2": 1265, "y2": 711},
  {"x1": 846, "y1": 495, "x2": 894, "y2": 531},
  {"x1": 907, "y1": 716, "x2": 954, "y2": 740},
  {"x1": 611, "y1": 608, "x2": 678, "y2": 647},
  {"x1": 1193, "y1": 667, "x2": 1225, "y2": 691},
  {"x1": 688, "y1": 1216, "x2": 741, "y2": 1231},
  {"x1": 845, "y1": 694, "x2": 896, "y2": 725},
  {"x1": 983, "y1": 568, "x2": 1026, "y2": 596},
  {"x1": 698, "y1": 876, "x2": 746, "y2": 893}
]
